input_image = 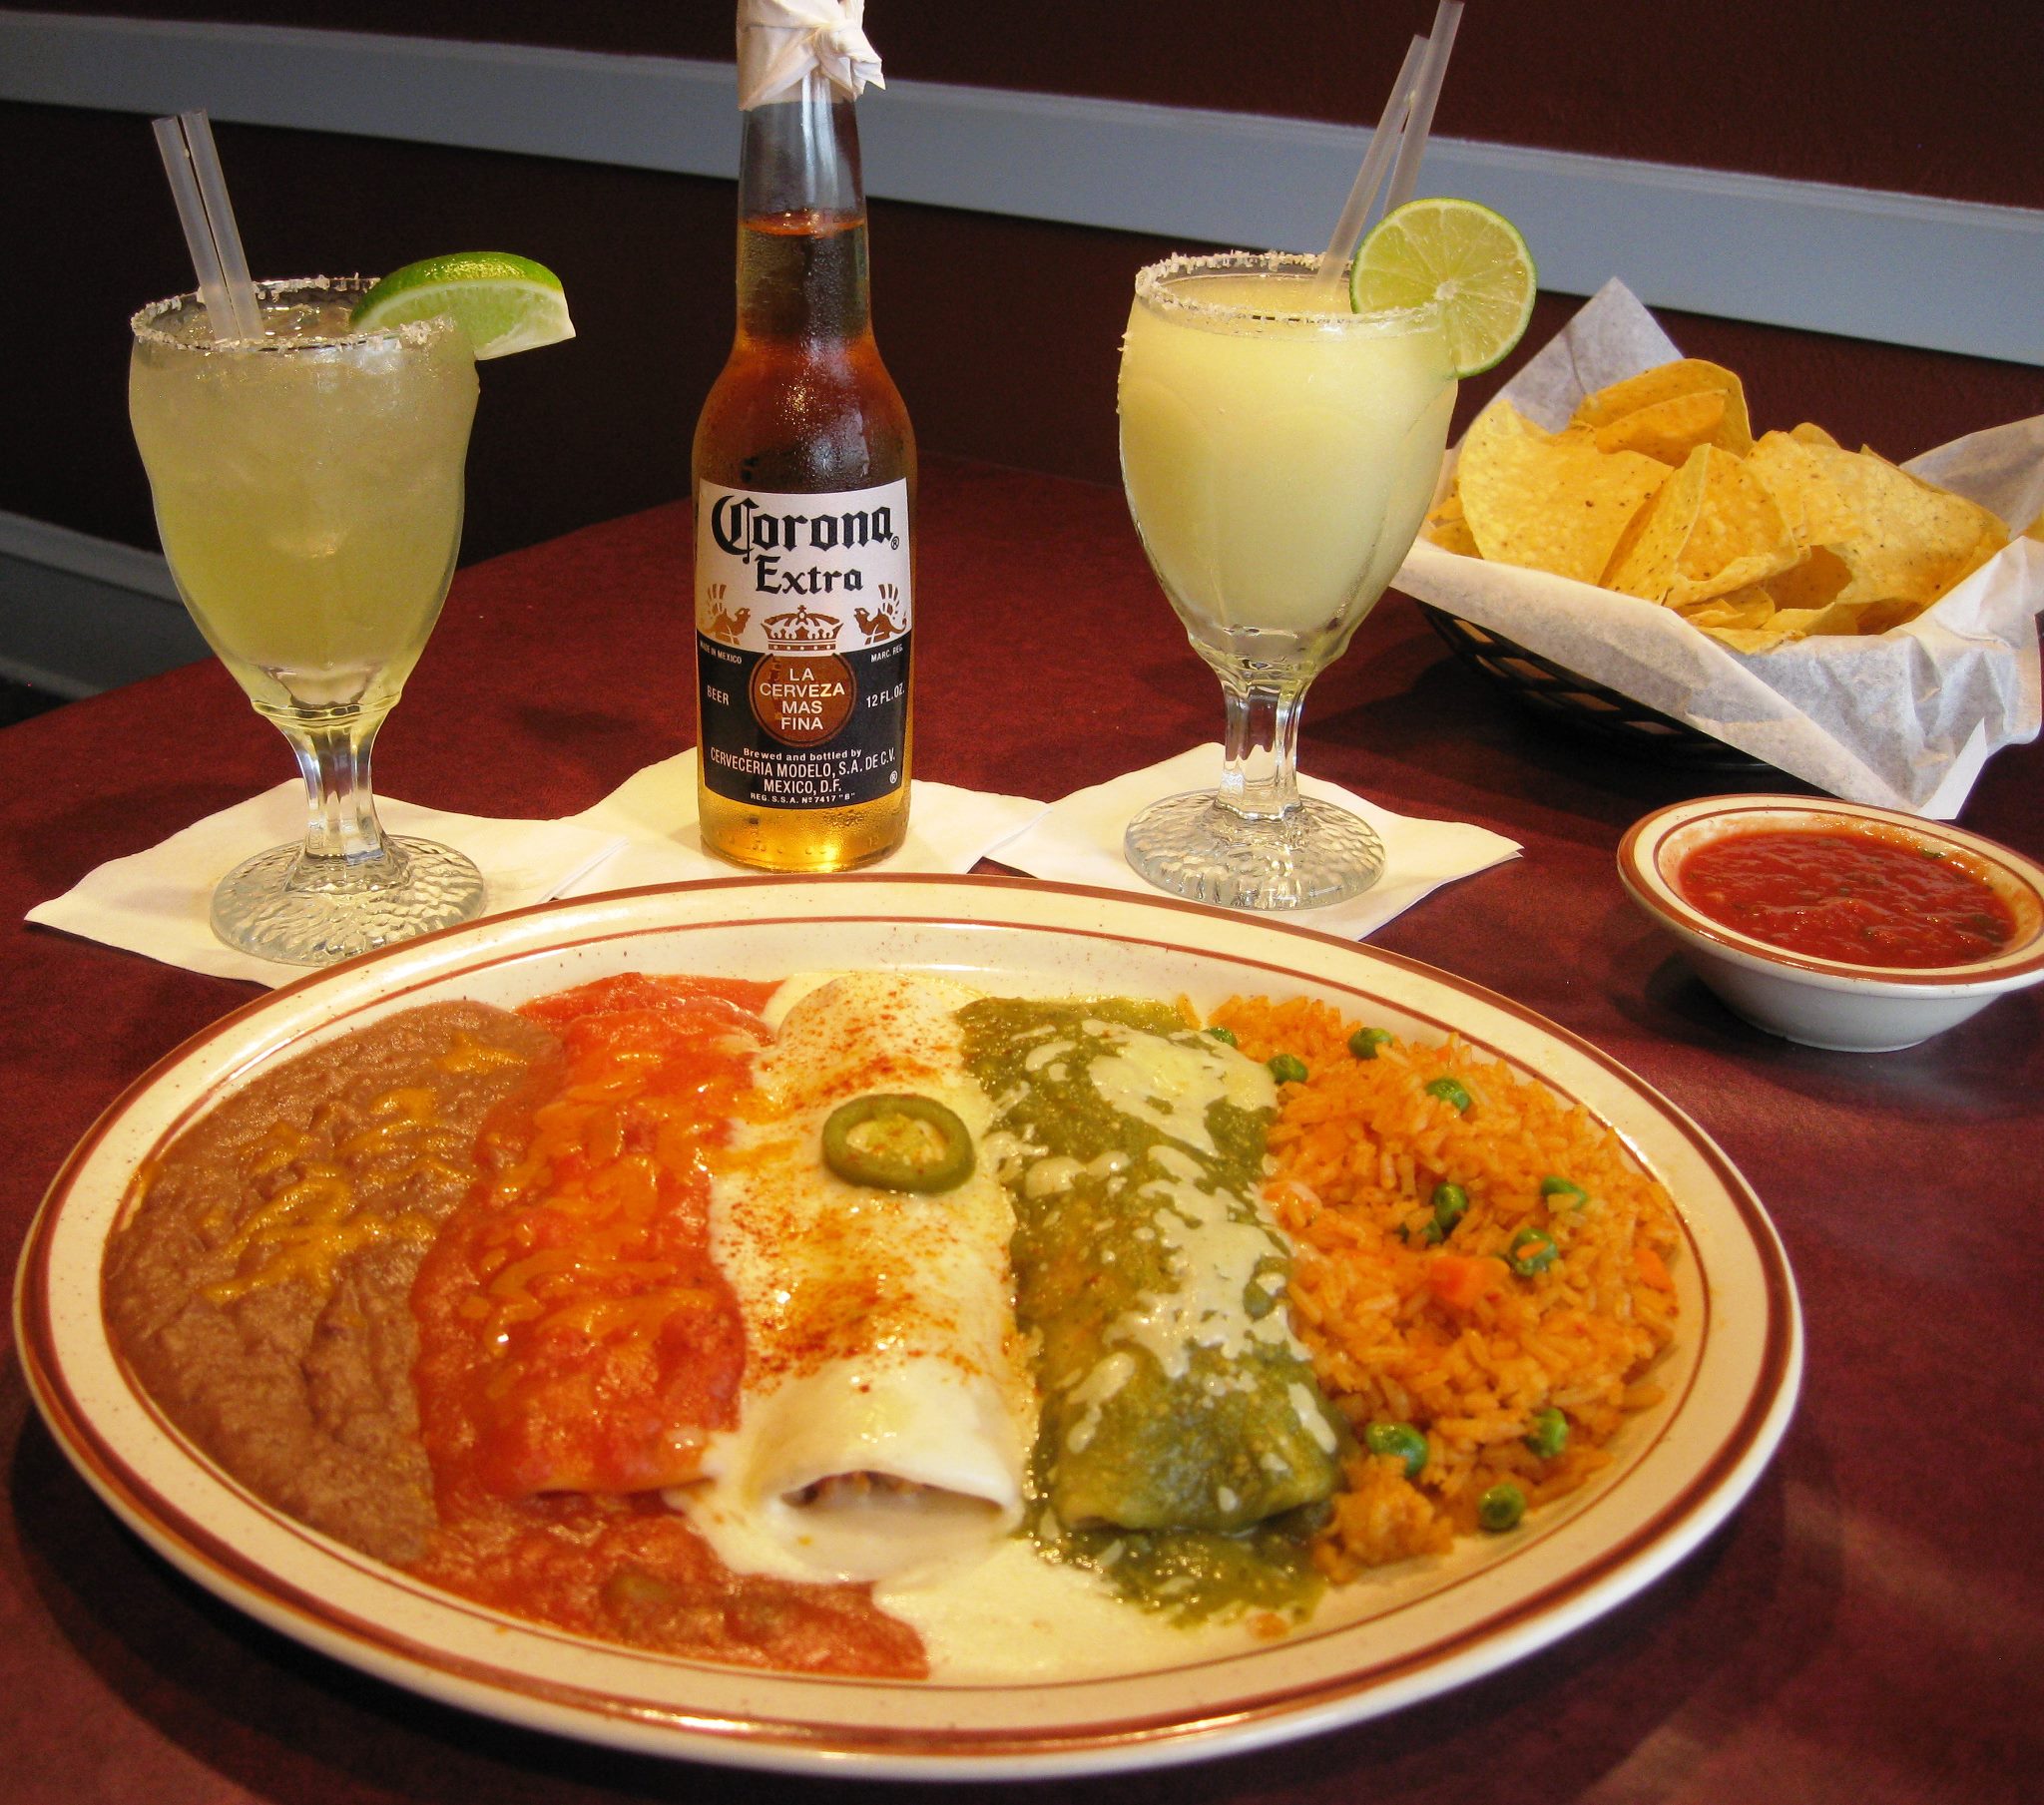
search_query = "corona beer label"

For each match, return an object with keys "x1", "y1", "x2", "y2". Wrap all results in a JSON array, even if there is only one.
[{"x1": 696, "y1": 478, "x2": 910, "y2": 810}]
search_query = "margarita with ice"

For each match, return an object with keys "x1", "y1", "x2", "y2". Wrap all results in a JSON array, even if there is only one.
[{"x1": 130, "y1": 282, "x2": 477, "y2": 717}]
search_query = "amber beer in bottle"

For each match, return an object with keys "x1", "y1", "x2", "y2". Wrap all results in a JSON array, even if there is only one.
[{"x1": 693, "y1": 64, "x2": 915, "y2": 871}]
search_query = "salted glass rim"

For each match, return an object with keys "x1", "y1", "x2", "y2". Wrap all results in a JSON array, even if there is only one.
[
  {"x1": 130, "y1": 274, "x2": 462, "y2": 354},
  {"x1": 1133, "y1": 250, "x2": 1446, "y2": 335}
]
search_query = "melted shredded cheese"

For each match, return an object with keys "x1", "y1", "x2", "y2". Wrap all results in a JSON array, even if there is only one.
[{"x1": 203, "y1": 1080, "x2": 486, "y2": 1304}]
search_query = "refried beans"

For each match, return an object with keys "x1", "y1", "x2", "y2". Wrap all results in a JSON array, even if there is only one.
[{"x1": 103, "y1": 1001, "x2": 562, "y2": 1566}]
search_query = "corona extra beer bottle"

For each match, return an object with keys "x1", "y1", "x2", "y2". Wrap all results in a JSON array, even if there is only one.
[{"x1": 693, "y1": 3, "x2": 914, "y2": 870}]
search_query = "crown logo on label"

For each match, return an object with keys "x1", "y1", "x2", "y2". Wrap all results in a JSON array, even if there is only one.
[{"x1": 763, "y1": 607, "x2": 844, "y2": 653}]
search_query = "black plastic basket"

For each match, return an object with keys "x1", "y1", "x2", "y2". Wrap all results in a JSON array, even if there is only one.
[{"x1": 1419, "y1": 605, "x2": 1765, "y2": 770}]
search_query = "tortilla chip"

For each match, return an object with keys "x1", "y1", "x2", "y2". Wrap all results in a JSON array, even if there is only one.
[
  {"x1": 1766, "y1": 544, "x2": 1852, "y2": 613},
  {"x1": 1592, "y1": 391, "x2": 1730, "y2": 465},
  {"x1": 1677, "y1": 586, "x2": 1778, "y2": 633},
  {"x1": 1773, "y1": 597, "x2": 1876, "y2": 638},
  {"x1": 1458, "y1": 402, "x2": 1668, "y2": 584},
  {"x1": 1602, "y1": 447, "x2": 1710, "y2": 601},
  {"x1": 1424, "y1": 486, "x2": 1481, "y2": 557},
  {"x1": 1673, "y1": 584, "x2": 1795, "y2": 652},
  {"x1": 1691, "y1": 590, "x2": 1891, "y2": 652},
  {"x1": 1808, "y1": 446, "x2": 2010, "y2": 618},
  {"x1": 1669, "y1": 555, "x2": 1796, "y2": 611},
  {"x1": 1746, "y1": 431, "x2": 1863, "y2": 552},
  {"x1": 1571, "y1": 359, "x2": 1754, "y2": 457},
  {"x1": 1664, "y1": 446, "x2": 1802, "y2": 606},
  {"x1": 1707, "y1": 621, "x2": 1803, "y2": 654},
  {"x1": 1789, "y1": 421, "x2": 1839, "y2": 448}
]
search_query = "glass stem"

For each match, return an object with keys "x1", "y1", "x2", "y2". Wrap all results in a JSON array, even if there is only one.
[
  {"x1": 1215, "y1": 672, "x2": 1309, "y2": 823},
  {"x1": 276, "y1": 709, "x2": 397, "y2": 879}
]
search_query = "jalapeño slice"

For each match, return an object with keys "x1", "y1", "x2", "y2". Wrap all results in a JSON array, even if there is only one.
[{"x1": 822, "y1": 1094, "x2": 975, "y2": 1193}]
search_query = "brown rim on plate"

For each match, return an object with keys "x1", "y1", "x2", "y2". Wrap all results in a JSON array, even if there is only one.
[{"x1": 14, "y1": 874, "x2": 1802, "y2": 1779}]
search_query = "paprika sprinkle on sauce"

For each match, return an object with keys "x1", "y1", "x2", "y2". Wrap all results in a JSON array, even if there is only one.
[{"x1": 1675, "y1": 825, "x2": 2017, "y2": 968}]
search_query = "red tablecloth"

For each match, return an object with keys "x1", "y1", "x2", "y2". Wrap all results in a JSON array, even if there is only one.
[{"x1": 3, "y1": 457, "x2": 2040, "y2": 1804}]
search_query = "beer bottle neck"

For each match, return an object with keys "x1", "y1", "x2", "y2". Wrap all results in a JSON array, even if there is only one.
[{"x1": 735, "y1": 71, "x2": 872, "y2": 344}]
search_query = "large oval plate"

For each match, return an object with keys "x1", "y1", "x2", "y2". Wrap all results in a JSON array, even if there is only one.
[{"x1": 15, "y1": 875, "x2": 1799, "y2": 1780}]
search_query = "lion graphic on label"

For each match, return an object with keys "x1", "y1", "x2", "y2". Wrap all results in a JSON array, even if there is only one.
[
  {"x1": 853, "y1": 605, "x2": 901, "y2": 643},
  {"x1": 707, "y1": 605, "x2": 751, "y2": 642}
]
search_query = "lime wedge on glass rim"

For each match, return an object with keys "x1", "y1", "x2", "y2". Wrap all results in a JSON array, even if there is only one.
[
  {"x1": 1349, "y1": 198, "x2": 1535, "y2": 377},
  {"x1": 349, "y1": 252, "x2": 574, "y2": 359}
]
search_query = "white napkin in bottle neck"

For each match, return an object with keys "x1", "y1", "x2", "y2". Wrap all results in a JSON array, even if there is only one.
[{"x1": 739, "y1": 0, "x2": 884, "y2": 109}]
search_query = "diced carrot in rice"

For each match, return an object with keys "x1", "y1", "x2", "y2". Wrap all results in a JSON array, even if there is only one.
[{"x1": 1428, "y1": 1254, "x2": 1502, "y2": 1312}]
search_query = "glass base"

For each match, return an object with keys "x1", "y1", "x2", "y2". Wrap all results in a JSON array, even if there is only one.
[
  {"x1": 211, "y1": 835, "x2": 487, "y2": 966},
  {"x1": 1125, "y1": 790, "x2": 1385, "y2": 912}
]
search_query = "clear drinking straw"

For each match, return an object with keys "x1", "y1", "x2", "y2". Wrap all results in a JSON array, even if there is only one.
[
  {"x1": 1304, "y1": 0, "x2": 1465, "y2": 309},
  {"x1": 1303, "y1": 33, "x2": 1425, "y2": 307},
  {"x1": 151, "y1": 109, "x2": 261, "y2": 341},
  {"x1": 1382, "y1": 1, "x2": 1464, "y2": 217}
]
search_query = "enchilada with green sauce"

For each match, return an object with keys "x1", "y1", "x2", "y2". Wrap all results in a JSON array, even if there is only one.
[{"x1": 959, "y1": 998, "x2": 1345, "y2": 1616}]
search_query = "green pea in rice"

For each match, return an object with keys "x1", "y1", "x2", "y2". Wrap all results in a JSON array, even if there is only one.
[{"x1": 1213, "y1": 995, "x2": 1681, "y2": 1579}]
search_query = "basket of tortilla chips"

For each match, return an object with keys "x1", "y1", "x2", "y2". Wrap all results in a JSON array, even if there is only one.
[{"x1": 1395, "y1": 281, "x2": 2044, "y2": 816}]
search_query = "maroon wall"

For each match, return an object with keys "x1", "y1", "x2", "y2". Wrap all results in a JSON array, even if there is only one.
[
  {"x1": 9, "y1": 3, "x2": 2041, "y2": 573},
  {"x1": 23, "y1": 0, "x2": 2039, "y2": 206}
]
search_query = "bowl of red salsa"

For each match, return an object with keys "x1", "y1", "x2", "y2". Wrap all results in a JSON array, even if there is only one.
[{"x1": 1618, "y1": 795, "x2": 2044, "y2": 1051}]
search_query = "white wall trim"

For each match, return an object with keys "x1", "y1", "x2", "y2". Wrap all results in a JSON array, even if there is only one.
[
  {"x1": 0, "y1": 511, "x2": 202, "y2": 695},
  {"x1": 6, "y1": 10, "x2": 2040, "y2": 366},
  {"x1": 0, "y1": 509, "x2": 177, "y2": 605}
]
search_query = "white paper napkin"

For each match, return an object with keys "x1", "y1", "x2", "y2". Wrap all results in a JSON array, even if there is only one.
[
  {"x1": 27, "y1": 784, "x2": 627, "y2": 986},
  {"x1": 557, "y1": 749, "x2": 1046, "y2": 894},
  {"x1": 1395, "y1": 279, "x2": 2044, "y2": 818},
  {"x1": 993, "y1": 746, "x2": 1520, "y2": 937},
  {"x1": 28, "y1": 755, "x2": 1050, "y2": 985}
]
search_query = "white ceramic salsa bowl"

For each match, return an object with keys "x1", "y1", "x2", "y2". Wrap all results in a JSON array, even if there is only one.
[{"x1": 1618, "y1": 795, "x2": 2044, "y2": 1052}]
